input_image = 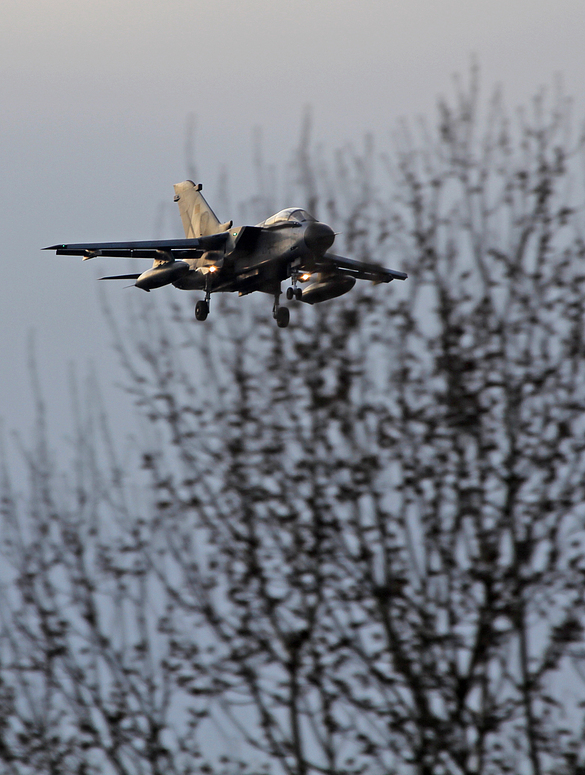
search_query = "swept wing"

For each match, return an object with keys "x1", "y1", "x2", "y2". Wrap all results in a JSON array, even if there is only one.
[
  {"x1": 43, "y1": 233, "x2": 229, "y2": 260},
  {"x1": 318, "y1": 253, "x2": 408, "y2": 283}
]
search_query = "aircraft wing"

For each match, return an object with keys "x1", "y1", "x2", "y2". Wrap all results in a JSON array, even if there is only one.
[
  {"x1": 319, "y1": 253, "x2": 407, "y2": 283},
  {"x1": 43, "y1": 232, "x2": 229, "y2": 260}
]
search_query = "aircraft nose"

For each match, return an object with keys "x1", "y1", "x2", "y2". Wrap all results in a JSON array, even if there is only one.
[{"x1": 304, "y1": 222, "x2": 335, "y2": 255}]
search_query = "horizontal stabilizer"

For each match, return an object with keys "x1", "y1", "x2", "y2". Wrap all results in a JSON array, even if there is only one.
[{"x1": 98, "y1": 273, "x2": 142, "y2": 281}]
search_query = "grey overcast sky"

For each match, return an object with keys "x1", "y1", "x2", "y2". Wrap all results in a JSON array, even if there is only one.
[{"x1": 1, "y1": 0, "x2": 585, "y2": 440}]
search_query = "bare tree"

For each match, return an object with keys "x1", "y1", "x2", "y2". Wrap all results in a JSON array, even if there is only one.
[{"x1": 2, "y1": 71, "x2": 585, "y2": 775}]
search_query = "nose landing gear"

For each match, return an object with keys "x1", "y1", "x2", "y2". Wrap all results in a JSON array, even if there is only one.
[
  {"x1": 286, "y1": 286, "x2": 303, "y2": 301},
  {"x1": 286, "y1": 267, "x2": 304, "y2": 301}
]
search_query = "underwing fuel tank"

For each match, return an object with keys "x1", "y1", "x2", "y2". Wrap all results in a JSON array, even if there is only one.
[
  {"x1": 300, "y1": 274, "x2": 356, "y2": 304},
  {"x1": 135, "y1": 261, "x2": 190, "y2": 291}
]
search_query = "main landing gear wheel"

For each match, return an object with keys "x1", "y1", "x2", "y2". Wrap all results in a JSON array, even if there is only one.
[
  {"x1": 195, "y1": 300, "x2": 209, "y2": 321},
  {"x1": 275, "y1": 306, "x2": 290, "y2": 328}
]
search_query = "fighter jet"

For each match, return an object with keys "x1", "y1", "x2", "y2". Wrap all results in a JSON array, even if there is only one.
[{"x1": 44, "y1": 181, "x2": 407, "y2": 328}]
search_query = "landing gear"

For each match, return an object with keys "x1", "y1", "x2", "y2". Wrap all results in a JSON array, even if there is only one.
[
  {"x1": 195, "y1": 278, "x2": 212, "y2": 321},
  {"x1": 287, "y1": 267, "x2": 304, "y2": 301},
  {"x1": 272, "y1": 292, "x2": 290, "y2": 328},
  {"x1": 195, "y1": 299, "x2": 209, "y2": 321},
  {"x1": 286, "y1": 286, "x2": 302, "y2": 301},
  {"x1": 276, "y1": 306, "x2": 290, "y2": 328}
]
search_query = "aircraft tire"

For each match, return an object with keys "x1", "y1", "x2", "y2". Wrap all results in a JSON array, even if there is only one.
[
  {"x1": 195, "y1": 300, "x2": 209, "y2": 321},
  {"x1": 276, "y1": 307, "x2": 290, "y2": 328},
  {"x1": 295, "y1": 288, "x2": 303, "y2": 300}
]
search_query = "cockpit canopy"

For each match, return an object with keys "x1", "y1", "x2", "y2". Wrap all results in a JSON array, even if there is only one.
[{"x1": 260, "y1": 208, "x2": 317, "y2": 227}]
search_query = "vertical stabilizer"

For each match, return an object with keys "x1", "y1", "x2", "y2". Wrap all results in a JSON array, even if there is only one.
[{"x1": 173, "y1": 181, "x2": 230, "y2": 238}]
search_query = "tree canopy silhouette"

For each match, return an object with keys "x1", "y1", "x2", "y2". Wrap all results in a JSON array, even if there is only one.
[{"x1": 2, "y1": 71, "x2": 585, "y2": 775}]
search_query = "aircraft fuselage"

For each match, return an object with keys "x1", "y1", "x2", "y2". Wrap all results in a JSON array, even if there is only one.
[
  {"x1": 172, "y1": 217, "x2": 333, "y2": 296},
  {"x1": 44, "y1": 181, "x2": 406, "y2": 328}
]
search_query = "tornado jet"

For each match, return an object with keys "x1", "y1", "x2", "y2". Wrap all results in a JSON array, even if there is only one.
[{"x1": 44, "y1": 181, "x2": 407, "y2": 328}]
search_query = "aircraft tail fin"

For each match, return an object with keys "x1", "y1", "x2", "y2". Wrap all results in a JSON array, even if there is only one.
[{"x1": 173, "y1": 181, "x2": 232, "y2": 238}]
